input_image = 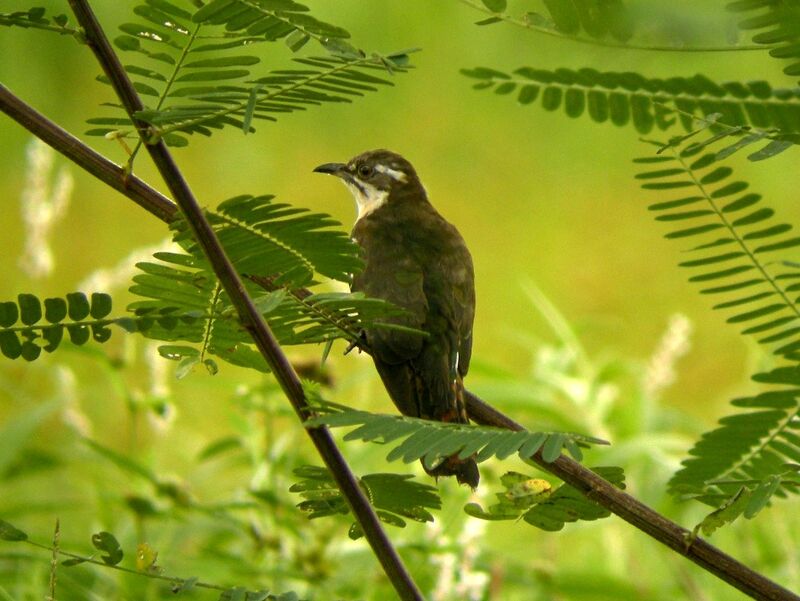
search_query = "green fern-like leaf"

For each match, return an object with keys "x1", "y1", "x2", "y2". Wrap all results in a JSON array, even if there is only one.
[
  {"x1": 635, "y1": 131, "x2": 800, "y2": 359},
  {"x1": 638, "y1": 115, "x2": 800, "y2": 514},
  {"x1": 463, "y1": 0, "x2": 637, "y2": 44},
  {"x1": 655, "y1": 111, "x2": 797, "y2": 163},
  {"x1": 130, "y1": 54, "x2": 409, "y2": 144},
  {"x1": 305, "y1": 401, "x2": 608, "y2": 466},
  {"x1": 86, "y1": 0, "x2": 411, "y2": 146},
  {"x1": 192, "y1": 0, "x2": 351, "y2": 48},
  {"x1": 464, "y1": 466, "x2": 625, "y2": 531},
  {"x1": 690, "y1": 471, "x2": 794, "y2": 539},
  {"x1": 462, "y1": 66, "x2": 800, "y2": 141},
  {"x1": 128, "y1": 194, "x2": 417, "y2": 372},
  {"x1": 129, "y1": 251, "x2": 270, "y2": 371},
  {"x1": 534, "y1": 0, "x2": 634, "y2": 42},
  {"x1": 465, "y1": 0, "x2": 760, "y2": 52},
  {"x1": 0, "y1": 291, "x2": 231, "y2": 363},
  {"x1": 188, "y1": 194, "x2": 363, "y2": 286},
  {"x1": 670, "y1": 366, "x2": 800, "y2": 504},
  {"x1": 729, "y1": 0, "x2": 800, "y2": 83},
  {"x1": 0, "y1": 293, "x2": 115, "y2": 361},
  {"x1": 290, "y1": 465, "x2": 441, "y2": 540},
  {"x1": 130, "y1": 255, "x2": 412, "y2": 371}
]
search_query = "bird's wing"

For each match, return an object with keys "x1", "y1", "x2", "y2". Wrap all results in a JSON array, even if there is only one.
[
  {"x1": 352, "y1": 254, "x2": 428, "y2": 418},
  {"x1": 422, "y1": 224, "x2": 475, "y2": 379},
  {"x1": 353, "y1": 252, "x2": 428, "y2": 365},
  {"x1": 453, "y1": 251, "x2": 475, "y2": 378}
]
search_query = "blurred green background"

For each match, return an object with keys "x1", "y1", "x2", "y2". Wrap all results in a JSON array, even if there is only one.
[
  {"x1": 1, "y1": 1, "x2": 799, "y2": 600},
  {"x1": 3, "y1": 1, "x2": 800, "y2": 416}
]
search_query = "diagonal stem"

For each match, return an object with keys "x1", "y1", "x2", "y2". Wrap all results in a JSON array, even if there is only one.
[
  {"x1": 0, "y1": 83, "x2": 177, "y2": 223},
  {"x1": 464, "y1": 392, "x2": 799, "y2": 601},
  {"x1": 3, "y1": 53, "x2": 799, "y2": 601},
  {"x1": 64, "y1": 2, "x2": 424, "y2": 599}
]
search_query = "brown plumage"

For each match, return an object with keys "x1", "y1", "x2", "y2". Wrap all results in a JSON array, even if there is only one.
[{"x1": 315, "y1": 149, "x2": 479, "y2": 488}]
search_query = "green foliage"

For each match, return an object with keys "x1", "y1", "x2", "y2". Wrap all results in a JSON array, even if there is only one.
[
  {"x1": 462, "y1": 66, "x2": 800, "y2": 142},
  {"x1": 0, "y1": 195, "x2": 412, "y2": 370},
  {"x1": 290, "y1": 465, "x2": 441, "y2": 540},
  {"x1": 533, "y1": 0, "x2": 634, "y2": 42},
  {"x1": 635, "y1": 132, "x2": 800, "y2": 360},
  {"x1": 91, "y1": 531, "x2": 124, "y2": 566},
  {"x1": 480, "y1": 0, "x2": 507, "y2": 14},
  {"x1": 183, "y1": 194, "x2": 363, "y2": 286},
  {"x1": 691, "y1": 475, "x2": 785, "y2": 538},
  {"x1": 465, "y1": 467, "x2": 625, "y2": 531},
  {"x1": 129, "y1": 251, "x2": 406, "y2": 372},
  {"x1": 670, "y1": 365, "x2": 800, "y2": 504},
  {"x1": 0, "y1": 6, "x2": 78, "y2": 37},
  {"x1": 0, "y1": 292, "x2": 113, "y2": 361},
  {"x1": 6, "y1": 0, "x2": 800, "y2": 595},
  {"x1": 729, "y1": 0, "x2": 800, "y2": 82},
  {"x1": 463, "y1": 0, "x2": 635, "y2": 44},
  {"x1": 306, "y1": 401, "x2": 608, "y2": 466},
  {"x1": 86, "y1": 0, "x2": 412, "y2": 146},
  {"x1": 659, "y1": 113, "x2": 797, "y2": 162},
  {"x1": 0, "y1": 519, "x2": 28, "y2": 542},
  {"x1": 218, "y1": 590, "x2": 301, "y2": 601},
  {"x1": 128, "y1": 194, "x2": 414, "y2": 372},
  {"x1": 0, "y1": 519, "x2": 303, "y2": 600},
  {"x1": 191, "y1": 0, "x2": 351, "y2": 48}
]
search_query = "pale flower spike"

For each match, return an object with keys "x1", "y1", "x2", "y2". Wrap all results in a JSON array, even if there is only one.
[{"x1": 19, "y1": 138, "x2": 73, "y2": 279}]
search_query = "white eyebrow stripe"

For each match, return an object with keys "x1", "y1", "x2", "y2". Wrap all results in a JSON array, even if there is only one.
[{"x1": 375, "y1": 164, "x2": 407, "y2": 182}]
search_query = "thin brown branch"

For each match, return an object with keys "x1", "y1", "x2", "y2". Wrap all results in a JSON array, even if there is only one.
[
  {"x1": 64, "y1": 2, "x2": 423, "y2": 599},
  {"x1": 464, "y1": 391, "x2": 799, "y2": 601},
  {"x1": 0, "y1": 83, "x2": 177, "y2": 224}
]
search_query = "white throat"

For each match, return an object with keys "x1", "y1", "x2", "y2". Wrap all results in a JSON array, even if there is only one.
[{"x1": 343, "y1": 180, "x2": 388, "y2": 221}]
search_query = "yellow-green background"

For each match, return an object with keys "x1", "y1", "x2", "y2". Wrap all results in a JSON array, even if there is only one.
[
  {"x1": 3, "y1": 1, "x2": 800, "y2": 417},
  {"x1": 1, "y1": 1, "x2": 799, "y2": 599}
]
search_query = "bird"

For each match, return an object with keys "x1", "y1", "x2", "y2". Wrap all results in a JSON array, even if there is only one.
[{"x1": 314, "y1": 149, "x2": 479, "y2": 488}]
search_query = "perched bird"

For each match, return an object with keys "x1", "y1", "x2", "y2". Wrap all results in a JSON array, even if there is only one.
[{"x1": 314, "y1": 149, "x2": 479, "y2": 488}]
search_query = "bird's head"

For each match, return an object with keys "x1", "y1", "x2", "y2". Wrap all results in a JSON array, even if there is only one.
[{"x1": 314, "y1": 149, "x2": 426, "y2": 220}]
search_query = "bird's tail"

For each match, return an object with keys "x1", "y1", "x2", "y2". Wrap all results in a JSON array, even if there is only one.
[
  {"x1": 423, "y1": 374, "x2": 479, "y2": 488},
  {"x1": 372, "y1": 354, "x2": 481, "y2": 487},
  {"x1": 423, "y1": 453, "x2": 480, "y2": 488}
]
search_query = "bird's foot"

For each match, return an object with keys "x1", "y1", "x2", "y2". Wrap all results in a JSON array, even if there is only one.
[{"x1": 344, "y1": 331, "x2": 368, "y2": 355}]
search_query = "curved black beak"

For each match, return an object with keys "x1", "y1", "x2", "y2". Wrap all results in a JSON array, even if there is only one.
[{"x1": 313, "y1": 162, "x2": 346, "y2": 176}]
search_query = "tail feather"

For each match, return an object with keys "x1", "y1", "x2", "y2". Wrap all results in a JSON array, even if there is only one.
[
  {"x1": 372, "y1": 352, "x2": 481, "y2": 488},
  {"x1": 426, "y1": 374, "x2": 480, "y2": 487},
  {"x1": 424, "y1": 453, "x2": 479, "y2": 488}
]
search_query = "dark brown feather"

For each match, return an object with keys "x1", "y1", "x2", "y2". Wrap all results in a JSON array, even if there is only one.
[{"x1": 349, "y1": 156, "x2": 478, "y2": 487}]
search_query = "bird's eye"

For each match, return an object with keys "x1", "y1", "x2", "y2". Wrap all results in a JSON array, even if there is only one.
[{"x1": 357, "y1": 164, "x2": 373, "y2": 179}]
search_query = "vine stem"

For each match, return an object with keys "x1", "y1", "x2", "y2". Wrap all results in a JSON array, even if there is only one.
[
  {"x1": 25, "y1": 539, "x2": 229, "y2": 592},
  {"x1": 2, "y1": 32, "x2": 800, "y2": 601},
  {"x1": 63, "y1": 2, "x2": 424, "y2": 600}
]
